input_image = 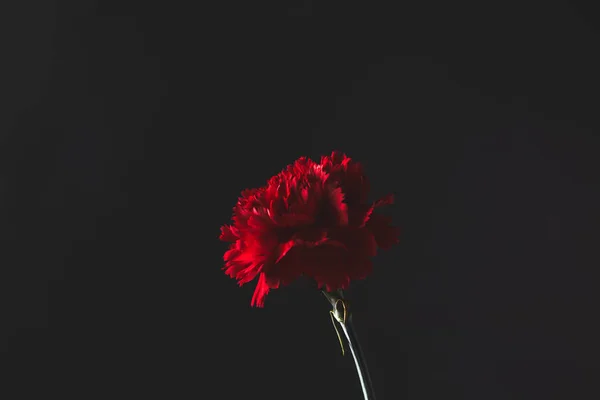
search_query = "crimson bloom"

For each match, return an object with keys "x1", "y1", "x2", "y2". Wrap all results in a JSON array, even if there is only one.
[{"x1": 219, "y1": 151, "x2": 399, "y2": 307}]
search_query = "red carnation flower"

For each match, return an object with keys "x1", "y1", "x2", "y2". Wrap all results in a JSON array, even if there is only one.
[{"x1": 219, "y1": 151, "x2": 399, "y2": 307}]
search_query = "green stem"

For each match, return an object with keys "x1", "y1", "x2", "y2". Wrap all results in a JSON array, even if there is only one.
[{"x1": 323, "y1": 290, "x2": 377, "y2": 400}]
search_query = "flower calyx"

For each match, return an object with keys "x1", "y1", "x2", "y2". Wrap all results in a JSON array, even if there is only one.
[{"x1": 323, "y1": 290, "x2": 350, "y2": 355}]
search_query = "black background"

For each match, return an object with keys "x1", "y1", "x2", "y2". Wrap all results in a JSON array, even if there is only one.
[{"x1": 2, "y1": 1, "x2": 599, "y2": 398}]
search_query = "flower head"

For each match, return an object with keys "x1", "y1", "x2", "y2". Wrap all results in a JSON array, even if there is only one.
[{"x1": 219, "y1": 151, "x2": 399, "y2": 307}]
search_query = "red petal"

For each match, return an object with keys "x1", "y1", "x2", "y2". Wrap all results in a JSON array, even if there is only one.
[
  {"x1": 360, "y1": 194, "x2": 395, "y2": 227},
  {"x1": 329, "y1": 186, "x2": 349, "y2": 226},
  {"x1": 367, "y1": 213, "x2": 400, "y2": 249},
  {"x1": 251, "y1": 273, "x2": 270, "y2": 307},
  {"x1": 373, "y1": 193, "x2": 394, "y2": 207},
  {"x1": 275, "y1": 240, "x2": 295, "y2": 263},
  {"x1": 219, "y1": 225, "x2": 238, "y2": 242}
]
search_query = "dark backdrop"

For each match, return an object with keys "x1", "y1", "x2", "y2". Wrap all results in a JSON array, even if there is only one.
[{"x1": 2, "y1": 1, "x2": 598, "y2": 398}]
